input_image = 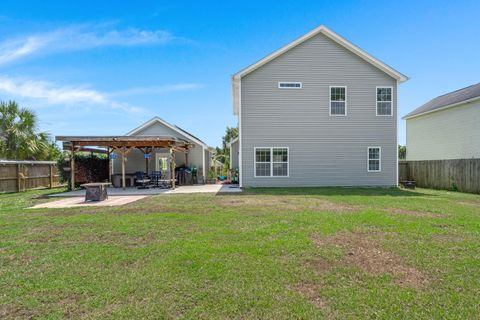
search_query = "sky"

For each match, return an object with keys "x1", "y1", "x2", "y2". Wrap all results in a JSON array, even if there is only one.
[{"x1": 0, "y1": 1, "x2": 479, "y2": 147}]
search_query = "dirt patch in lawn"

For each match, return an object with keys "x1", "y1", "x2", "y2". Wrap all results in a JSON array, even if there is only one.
[
  {"x1": 310, "y1": 231, "x2": 429, "y2": 288},
  {"x1": 431, "y1": 233, "x2": 467, "y2": 244},
  {"x1": 386, "y1": 208, "x2": 444, "y2": 218},
  {"x1": 217, "y1": 196, "x2": 358, "y2": 213},
  {"x1": 459, "y1": 201, "x2": 480, "y2": 208},
  {"x1": 44, "y1": 203, "x2": 212, "y2": 216},
  {"x1": 0, "y1": 305, "x2": 36, "y2": 319},
  {"x1": 294, "y1": 282, "x2": 329, "y2": 310}
]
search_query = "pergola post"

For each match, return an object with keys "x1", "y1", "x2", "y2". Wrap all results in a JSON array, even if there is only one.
[
  {"x1": 170, "y1": 147, "x2": 176, "y2": 189},
  {"x1": 121, "y1": 147, "x2": 126, "y2": 190},
  {"x1": 107, "y1": 147, "x2": 112, "y2": 183},
  {"x1": 116, "y1": 146, "x2": 134, "y2": 190},
  {"x1": 70, "y1": 146, "x2": 75, "y2": 190},
  {"x1": 185, "y1": 151, "x2": 189, "y2": 167}
]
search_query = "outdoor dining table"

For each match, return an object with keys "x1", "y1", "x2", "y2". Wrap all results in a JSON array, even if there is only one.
[{"x1": 80, "y1": 182, "x2": 111, "y2": 202}]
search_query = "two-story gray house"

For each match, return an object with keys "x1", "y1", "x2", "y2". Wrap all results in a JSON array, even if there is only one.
[{"x1": 230, "y1": 25, "x2": 408, "y2": 187}]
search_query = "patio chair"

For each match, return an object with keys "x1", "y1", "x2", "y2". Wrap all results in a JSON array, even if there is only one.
[
  {"x1": 134, "y1": 171, "x2": 151, "y2": 189},
  {"x1": 150, "y1": 171, "x2": 161, "y2": 188},
  {"x1": 158, "y1": 170, "x2": 171, "y2": 189}
]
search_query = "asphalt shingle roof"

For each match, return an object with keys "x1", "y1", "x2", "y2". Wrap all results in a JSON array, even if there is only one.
[{"x1": 403, "y1": 83, "x2": 480, "y2": 119}]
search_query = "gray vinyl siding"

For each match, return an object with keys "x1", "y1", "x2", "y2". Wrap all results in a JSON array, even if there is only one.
[
  {"x1": 240, "y1": 33, "x2": 397, "y2": 187},
  {"x1": 113, "y1": 122, "x2": 206, "y2": 176}
]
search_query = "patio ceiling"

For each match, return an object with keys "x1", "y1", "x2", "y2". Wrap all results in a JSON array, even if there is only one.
[{"x1": 56, "y1": 135, "x2": 193, "y2": 152}]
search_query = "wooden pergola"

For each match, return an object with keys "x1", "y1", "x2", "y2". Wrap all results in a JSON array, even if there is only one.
[{"x1": 56, "y1": 136, "x2": 194, "y2": 190}]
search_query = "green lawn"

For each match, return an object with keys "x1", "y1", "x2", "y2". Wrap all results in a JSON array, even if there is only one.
[{"x1": 1, "y1": 187, "x2": 479, "y2": 319}]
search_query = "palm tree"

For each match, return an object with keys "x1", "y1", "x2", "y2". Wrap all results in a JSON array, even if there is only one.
[{"x1": 0, "y1": 101, "x2": 53, "y2": 160}]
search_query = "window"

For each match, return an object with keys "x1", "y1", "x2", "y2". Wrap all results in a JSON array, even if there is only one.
[
  {"x1": 255, "y1": 147, "x2": 289, "y2": 177},
  {"x1": 255, "y1": 148, "x2": 271, "y2": 177},
  {"x1": 367, "y1": 147, "x2": 381, "y2": 172},
  {"x1": 376, "y1": 87, "x2": 392, "y2": 116},
  {"x1": 278, "y1": 82, "x2": 302, "y2": 89},
  {"x1": 330, "y1": 86, "x2": 347, "y2": 115}
]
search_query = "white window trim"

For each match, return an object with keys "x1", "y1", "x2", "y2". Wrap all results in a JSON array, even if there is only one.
[
  {"x1": 329, "y1": 86, "x2": 347, "y2": 116},
  {"x1": 375, "y1": 86, "x2": 393, "y2": 117},
  {"x1": 367, "y1": 146, "x2": 382, "y2": 172},
  {"x1": 278, "y1": 82, "x2": 302, "y2": 89},
  {"x1": 254, "y1": 147, "x2": 290, "y2": 178}
]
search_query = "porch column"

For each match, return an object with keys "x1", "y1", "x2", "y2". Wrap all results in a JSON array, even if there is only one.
[
  {"x1": 70, "y1": 145, "x2": 75, "y2": 190},
  {"x1": 185, "y1": 151, "x2": 189, "y2": 167}
]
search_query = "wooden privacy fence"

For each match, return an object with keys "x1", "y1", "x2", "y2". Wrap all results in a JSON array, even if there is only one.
[
  {"x1": 0, "y1": 160, "x2": 62, "y2": 193},
  {"x1": 399, "y1": 159, "x2": 480, "y2": 194}
]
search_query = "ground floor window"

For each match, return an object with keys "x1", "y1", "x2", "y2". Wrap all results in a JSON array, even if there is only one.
[
  {"x1": 255, "y1": 147, "x2": 289, "y2": 177},
  {"x1": 367, "y1": 147, "x2": 381, "y2": 172}
]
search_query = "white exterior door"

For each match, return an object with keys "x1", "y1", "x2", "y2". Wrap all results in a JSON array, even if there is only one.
[{"x1": 155, "y1": 153, "x2": 170, "y2": 174}]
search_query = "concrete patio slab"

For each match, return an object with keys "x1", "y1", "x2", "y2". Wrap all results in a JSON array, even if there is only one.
[
  {"x1": 49, "y1": 184, "x2": 242, "y2": 197},
  {"x1": 31, "y1": 196, "x2": 147, "y2": 209}
]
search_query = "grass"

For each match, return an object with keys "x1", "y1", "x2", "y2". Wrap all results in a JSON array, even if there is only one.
[{"x1": 0, "y1": 187, "x2": 479, "y2": 319}]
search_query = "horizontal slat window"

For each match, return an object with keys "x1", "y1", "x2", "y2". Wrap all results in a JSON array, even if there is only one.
[{"x1": 278, "y1": 82, "x2": 302, "y2": 89}]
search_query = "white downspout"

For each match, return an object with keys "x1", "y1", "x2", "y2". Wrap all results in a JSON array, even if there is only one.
[{"x1": 238, "y1": 79, "x2": 243, "y2": 188}]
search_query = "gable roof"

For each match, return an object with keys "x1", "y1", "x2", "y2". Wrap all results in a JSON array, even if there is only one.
[
  {"x1": 231, "y1": 25, "x2": 408, "y2": 115},
  {"x1": 403, "y1": 83, "x2": 480, "y2": 120},
  {"x1": 126, "y1": 116, "x2": 209, "y2": 148}
]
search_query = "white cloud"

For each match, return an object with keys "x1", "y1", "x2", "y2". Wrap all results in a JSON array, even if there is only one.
[
  {"x1": 0, "y1": 76, "x2": 142, "y2": 113},
  {"x1": 109, "y1": 83, "x2": 204, "y2": 97},
  {"x1": 0, "y1": 24, "x2": 175, "y2": 65}
]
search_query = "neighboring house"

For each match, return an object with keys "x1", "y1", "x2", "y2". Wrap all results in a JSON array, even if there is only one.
[
  {"x1": 112, "y1": 116, "x2": 210, "y2": 180},
  {"x1": 231, "y1": 25, "x2": 408, "y2": 187},
  {"x1": 227, "y1": 137, "x2": 239, "y2": 170},
  {"x1": 403, "y1": 83, "x2": 480, "y2": 160}
]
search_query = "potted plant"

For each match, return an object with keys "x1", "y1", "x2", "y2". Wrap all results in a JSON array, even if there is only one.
[{"x1": 206, "y1": 168, "x2": 217, "y2": 184}]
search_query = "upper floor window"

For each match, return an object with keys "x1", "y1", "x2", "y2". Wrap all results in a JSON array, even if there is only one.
[
  {"x1": 330, "y1": 86, "x2": 347, "y2": 116},
  {"x1": 367, "y1": 147, "x2": 381, "y2": 172},
  {"x1": 254, "y1": 147, "x2": 289, "y2": 177},
  {"x1": 376, "y1": 87, "x2": 393, "y2": 116},
  {"x1": 278, "y1": 82, "x2": 302, "y2": 89}
]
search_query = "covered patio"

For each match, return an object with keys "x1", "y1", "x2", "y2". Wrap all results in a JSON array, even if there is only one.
[{"x1": 56, "y1": 135, "x2": 193, "y2": 190}]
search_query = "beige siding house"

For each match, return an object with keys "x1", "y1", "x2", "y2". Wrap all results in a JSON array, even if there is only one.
[
  {"x1": 227, "y1": 137, "x2": 239, "y2": 169},
  {"x1": 403, "y1": 83, "x2": 480, "y2": 160},
  {"x1": 231, "y1": 25, "x2": 408, "y2": 187},
  {"x1": 112, "y1": 117, "x2": 210, "y2": 180}
]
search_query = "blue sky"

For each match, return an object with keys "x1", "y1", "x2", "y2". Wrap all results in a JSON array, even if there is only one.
[{"x1": 0, "y1": 1, "x2": 479, "y2": 147}]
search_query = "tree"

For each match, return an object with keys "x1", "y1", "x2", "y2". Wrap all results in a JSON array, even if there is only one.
[
  {"x1": 0, "y1": 101, "x2": 60, "y2": 160},
  {"x1": 398, "y1": 145, "x2": 406, "y2": 160},
  {"x1": 214, "y1": 126, "x2": 238, "y2": 173}
]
